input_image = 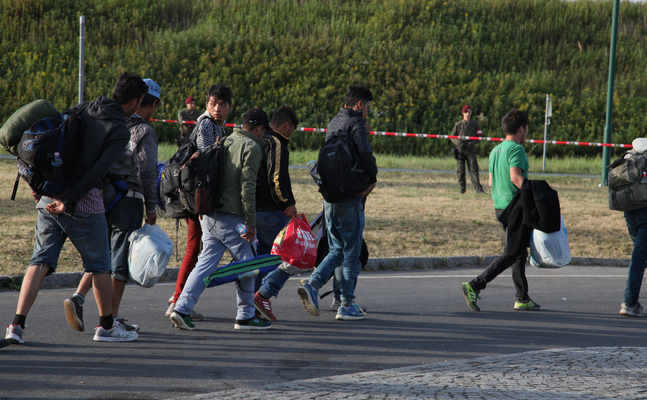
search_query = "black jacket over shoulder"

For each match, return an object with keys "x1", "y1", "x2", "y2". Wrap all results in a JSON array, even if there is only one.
[
  {"x1": 256, "y1": 129, "x2": 296, "y2": 211},
  {"x1": 326, "y1": 108, "x2": 378, "y2": 185},
  {"x1": 498, "y1": 179, "x2": 561, "y2": 256}
]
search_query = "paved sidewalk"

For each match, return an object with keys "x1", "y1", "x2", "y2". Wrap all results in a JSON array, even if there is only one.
[{"x1": 174, "y1": 347, "x2": 647, "y2": 400}]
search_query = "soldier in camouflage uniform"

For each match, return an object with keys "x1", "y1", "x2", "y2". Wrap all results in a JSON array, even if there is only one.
[
  {"x1": 451, "y1": 105, "x2": 485, "y2": 194},
  {"x1": 177, "y1": 96, "x2": 201, "y2": 148}
]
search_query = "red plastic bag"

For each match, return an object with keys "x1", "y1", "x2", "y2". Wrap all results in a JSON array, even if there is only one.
[{"x1": 271, "y1": 214, "x2": 317, "y2": 274}]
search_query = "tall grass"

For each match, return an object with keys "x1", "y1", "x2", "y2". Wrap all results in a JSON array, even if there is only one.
[{"x1": 1, "y1": 0, "x2": 646, "y2": 158}]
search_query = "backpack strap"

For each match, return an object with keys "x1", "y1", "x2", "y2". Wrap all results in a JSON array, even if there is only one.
[
  {"x1": 11, "y1": 173, "x2": 20, "y2": 201},
  {"x1": 104, "y1": 180, "x2": 129, "y2": 213}
]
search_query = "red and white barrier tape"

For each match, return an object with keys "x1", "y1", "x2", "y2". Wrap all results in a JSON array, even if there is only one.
[{"x1": 150, "y1": 119, "x2": 632, "y2": 148}]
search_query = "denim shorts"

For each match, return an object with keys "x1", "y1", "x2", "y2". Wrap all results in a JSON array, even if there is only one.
[
  {"x1": 106, "y1": 196, "x2": 144, "y2": 281},
  {"x1": 30, "y1": 207, "x2": 111, "y2": 275}
]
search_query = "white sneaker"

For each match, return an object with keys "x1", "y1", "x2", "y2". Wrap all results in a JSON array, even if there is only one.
[
  {"x1": 165, "y1": 302, "x2": 175, "y2": 317},
  {"x1": 93, "y1": 324, "x2": 138, "y2": 342},
  {"x1": 5, "y1": 324, "x2": 24, "y2": 344},
  {"x1": 330, "y1": 298, "x2": 341, "y2": 311}
]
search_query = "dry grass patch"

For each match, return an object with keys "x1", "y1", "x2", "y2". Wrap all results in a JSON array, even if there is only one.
[{"x1": 0, "y1": 159, "x2": 630, "y2": 276}]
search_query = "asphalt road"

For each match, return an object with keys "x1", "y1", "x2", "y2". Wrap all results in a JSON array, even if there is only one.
[{"x1": 0, "y1": 266, "x2": 643, "y2": 400}]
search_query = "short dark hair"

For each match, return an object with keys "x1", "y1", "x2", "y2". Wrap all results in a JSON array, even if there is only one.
[
  {"x1": 207, "y1": 84, "x2": 232, "y2": 105},
  {"x1": 271, "y1": 106, "x2": 299, "y2": 128},
  {"x1": 344, "y1": 85, "x2": 373, "y2": 108},
  {"x1": 140, "y1": 93, "x2": 159, "y2": 107},
  {"x1": 501, "y1": 109, "x2": 529, "y2": 136},
  {"x1": 112, "y1": 72, "x2": 147, "y2": 105}
]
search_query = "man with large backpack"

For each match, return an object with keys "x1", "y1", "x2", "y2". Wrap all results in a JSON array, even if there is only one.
[
  {"x1": 62, "y1": 78, "x2": 163, "y2": 334},
  {"x1": 5, "y1": 72, "x2": 147, "y2": 345},
  {"x1": 164, "y1": 84, "x2": 232, "y2": 321},
  {"x1": 297, "y1": 85, "x2": 378, "y2": 321},
  {"x1": 169, "y1": 108, "x2": 271, "y2": 331}
]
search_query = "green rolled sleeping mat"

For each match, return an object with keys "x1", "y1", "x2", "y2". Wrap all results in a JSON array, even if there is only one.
[{"x1": 0, "y1": 99, "x2": 59, "y2": 155}]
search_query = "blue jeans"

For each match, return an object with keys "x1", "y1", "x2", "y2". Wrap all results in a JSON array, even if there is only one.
[
  {"x1": 106, "y1": 196, "x2": 144, "y2": 281},
  {"x1": 255, "y1": 210, "x2": 291, "y2": 296},
  {"x1": 307, "y1": 197, "x2": 365, "y2": 306},
  {"x1": 623, "y1": 206, "x2": 647, "y2": 307},
  {"x1": 31, "y1": 200, "x2": 111, "y2": 275},
  {"x1": 258, "y1": 268, "x2": 292, "y2": 299},
  {"x1": 175, "y1": 212, "x2": 256, "y2": 320},
  {"x1": 255, "y1": 210, "x2": 290, "y2": 255}
]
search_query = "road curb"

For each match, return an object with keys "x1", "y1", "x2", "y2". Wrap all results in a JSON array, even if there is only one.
[{"x1": 0, "y1": 256, "x2": 629, "y2": 292}]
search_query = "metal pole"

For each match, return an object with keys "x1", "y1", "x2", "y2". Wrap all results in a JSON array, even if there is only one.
[
  {"x1": 542, "y1": 94, "x2": 551, "y2": 172},
  {"x1": 601, "y1": 0, "x2": 620, "y2": 186},
  {"x1": 78, "y1": 16, "x2": 85, "y2": 104}
]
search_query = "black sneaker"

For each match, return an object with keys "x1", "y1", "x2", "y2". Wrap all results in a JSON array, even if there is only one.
[
  {"x1": 461, "y1": 282, "x2": 480, "y2": 311},
  {"x1": 64, "y1": 296, "x2": 84, "y2": 332},
  {"x1": 116, "y1": 317, "x2": 140, "y2": 332}
]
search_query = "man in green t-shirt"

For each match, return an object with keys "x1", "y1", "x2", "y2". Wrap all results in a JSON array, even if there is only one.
[{"x1": 461, "y1": 109, "x2": 540, "y2": 312}]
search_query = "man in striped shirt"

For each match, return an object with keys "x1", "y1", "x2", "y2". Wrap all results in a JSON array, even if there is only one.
[{"x1": 165, "y1": 84, "x2": 231, "y2": 320}]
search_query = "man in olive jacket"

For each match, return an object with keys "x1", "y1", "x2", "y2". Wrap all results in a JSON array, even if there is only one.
[
  {"x1": 177, "y1": 96, "x2": 201, "y2": 147},
  {"x1": 451, "y1": 105, "x2": 485, "y2": 194},
  {"x1": 170, "y1": 108, "x2": 272, "y2": 332}
]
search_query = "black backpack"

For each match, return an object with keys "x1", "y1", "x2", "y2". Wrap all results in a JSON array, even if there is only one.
[
  {"x1": 12, "y1": 105, "x2": 85, "y2": 200},
  {"x1": 159, "y1": 134, "x2": 225, "y2": 218},
  {"x1": 317, "y1": 118, "x2": 369, "y2": 203}
]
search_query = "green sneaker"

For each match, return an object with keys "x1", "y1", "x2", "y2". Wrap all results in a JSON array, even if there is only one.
[
  {"x1": 234, "y1": 316, "x2": 272, "y2": 330},
  {"x1": 514, "y1": 299, "x2": 541, "y2": 311},
  {"x1": 170, "y1": 311, "x2": 196, "y2": 330},
  {"x1": 461, "y1": 282, "x2": 480, "y2": 311}
]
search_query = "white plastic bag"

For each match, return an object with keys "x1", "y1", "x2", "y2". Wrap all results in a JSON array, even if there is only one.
[
  {"x1": 128, "y1": 224, "x2": 173, "y2": 287},
  {"x1": 529, "y1": 215, "x2": 571, "y2": 268}
]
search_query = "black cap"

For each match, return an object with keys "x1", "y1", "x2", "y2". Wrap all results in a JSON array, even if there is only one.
[{"x1": 242, "y1": 107, "x2": 270, "y2": 129}]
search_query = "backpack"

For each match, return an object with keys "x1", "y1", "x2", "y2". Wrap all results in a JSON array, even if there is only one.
[
  {"x1": 608, "y1": 150, "x2": 647, "y2": 211},
  {"x1": 159, "y1": 134, "x2": 225, "y2": 218},
  {"x1": 317, "y1": 118, "x2": 369, "y2": 203},
  {"x1": 0, "y1": 99, "x2": 59, "y2": 156},
  {"x1": 12, "y1": 105, "x2": 85, "y2": 200}
]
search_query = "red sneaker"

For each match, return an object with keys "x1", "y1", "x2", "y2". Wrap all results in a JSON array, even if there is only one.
[{"x1": 254, "y1": 292, "x2": 277, "y2": 322}]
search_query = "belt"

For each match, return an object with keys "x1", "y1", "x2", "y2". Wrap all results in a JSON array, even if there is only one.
[
  {"x1": 256, "y1": 207, "x2": 281, "y2": 213},
  {"x1": 125, "y1": 189, "x2": 143, "y2": 200}
]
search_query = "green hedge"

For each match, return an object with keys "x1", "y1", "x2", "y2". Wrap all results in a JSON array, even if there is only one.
[{"x1": 1, "y1": 0, "x2": 646, "y2": 157}]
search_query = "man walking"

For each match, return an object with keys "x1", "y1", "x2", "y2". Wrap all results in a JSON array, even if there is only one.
[
  {"x1": 169, "y1": 108, "x2": 271, "y2": 331},
  {"x1": 5, "y1": 72, "x2": 147, "y2": 344},
  {"x1": 165, "y1": 84, "x2": 232, "y2": 320},
  {"x1": 297, "y1": 84, "x2": 378, "y2": 321},
  {"x1": 63, "y1": 78, "x2": 163, "y2": 334},
  {"x1": 252, "y1": 106, "x2": 300, "y2": 322},
  {"x1": 619, "y1": 207, "x2": 647, "y2": 317},
  {"x1": 177, "y1": 96, "x2": 201, "y2": 148},
  {"x1": 460, "y1": 109, "x2": 539, "y2": 312},
  {"x1": 451, "y1": 105, "x2": 484, "y2": 194}
]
